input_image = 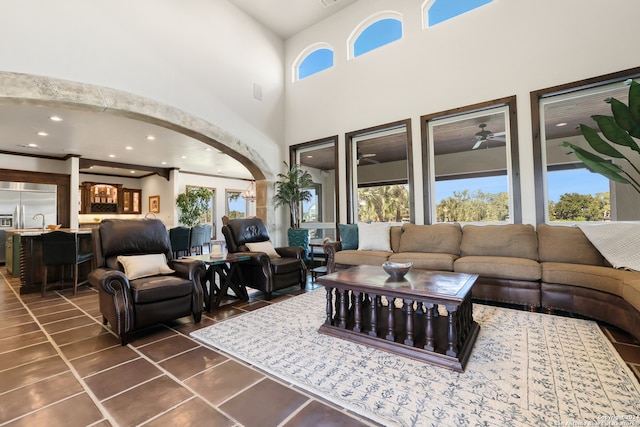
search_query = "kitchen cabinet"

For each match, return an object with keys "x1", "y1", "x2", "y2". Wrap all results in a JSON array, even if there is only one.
[
  {"x1": 79, "y1": 182, "x2": 122, "y2": 214},
  {"x1": 122, "y1": 188, "x2": 141, "y2": 214},
  {"x1": 79, "y1": 182, "x2": 142, "y2": 214}
]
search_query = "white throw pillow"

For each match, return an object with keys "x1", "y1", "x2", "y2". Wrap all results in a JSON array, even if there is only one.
[
  {"x1": 246, "y1": 240, "x2": 281, "y2": 258},
  {"x1": 117, "y1": 253, "x2": 175, "y2": 280},
  {"x1": 357, "y1": 223, "x2": 392, "y2": 251}
]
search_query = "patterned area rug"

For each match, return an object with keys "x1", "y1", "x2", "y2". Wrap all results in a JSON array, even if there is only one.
[{"x1": 191, "y1": 289, "x2": 640, "y2": 426}]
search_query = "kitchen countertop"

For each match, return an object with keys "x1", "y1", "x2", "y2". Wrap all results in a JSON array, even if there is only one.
[{"x1": 7, "y1": 228, "x2": 92, "y2": 236}]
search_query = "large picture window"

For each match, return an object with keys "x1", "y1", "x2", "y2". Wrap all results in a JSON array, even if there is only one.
[
  {"x1": 346, "y1": 120, "x2": 413, "y2": 224},
  {"x1": 532, "y1": 68, "x2": 640, "y2": 223},
  {"x1": 291, "y1": 137, "x2": 338, "y2": 240},
  {"x1": 422, "y1": 97, "x2": 520, "y2": 224},
  {"x1": 225, "y1": 189, "x2": 247, "y2": 219}
]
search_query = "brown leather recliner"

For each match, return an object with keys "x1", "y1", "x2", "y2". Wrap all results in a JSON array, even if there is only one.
[
  {"x1": 222, "y1": 218, "x2": 306, "y2": 300},
  {"x1": 89, "y1": 219, "x2": 205, "y2": 345}
]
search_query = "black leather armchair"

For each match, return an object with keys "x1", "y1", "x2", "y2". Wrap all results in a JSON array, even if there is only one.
[
  {"x1": 89, "y1": 219, "x2": 205, "y2": 345},
  {"x1": 222, "y1": 218, "x2": 306, "y2": 300}
]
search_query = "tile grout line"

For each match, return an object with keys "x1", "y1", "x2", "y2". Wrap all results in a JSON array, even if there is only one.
[{"x1": 0, "y1": 270, "x2": 118, "y2": 426}]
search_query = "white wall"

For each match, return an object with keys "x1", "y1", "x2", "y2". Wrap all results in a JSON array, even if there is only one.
[
  {"x1": 1, "y1": 0, "x2": 286, "y2": 179},
  {"x1": 284, "y1": 0, "x2": 639, "y2": 225}
]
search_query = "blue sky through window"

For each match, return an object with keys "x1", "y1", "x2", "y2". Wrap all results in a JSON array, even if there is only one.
[
  {"x1": 428, "y1": 0, "x2": 493, "y2": 27},
  {"x1": 547, "y1": 169, "x2": 609, "y2": 202},
  {"x1": 299, "y1": 48, "x2": 333, "y2": 79},
  {"x1": 354, "y1": 18, "x2": 402, "y2": 57}
]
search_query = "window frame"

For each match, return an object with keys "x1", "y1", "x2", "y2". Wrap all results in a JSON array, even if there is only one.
[
  {"x1": 292, "y1": 42, "x2": 334, "y2": 82},
  {"x1": 530, "y1": 66, "x2": 640, "y2": 224},
  {"x1": 225, "y1": 189, "x2": 248, "y2": 220},
  {"x1": 345, "y1": 119, "x2": 414, "y2": 224},
  {"x1": 421, "y1": 96, "x2": 520, "y2": 224},
  {"x1": 290, "y1": 136, "x2": 339, "y2": 240},
  {"x1": 347, "y1": 11, "x2": 403, "y2": 60}
]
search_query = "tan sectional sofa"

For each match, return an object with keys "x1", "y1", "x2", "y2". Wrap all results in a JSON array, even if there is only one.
[{"x1": 324, "y1": 223, "x2": 640, "y2": 341}]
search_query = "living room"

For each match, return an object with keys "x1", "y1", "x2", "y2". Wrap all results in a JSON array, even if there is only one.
[{"x1": 1, "y1": 0, "x2": 639, "y2": 426}]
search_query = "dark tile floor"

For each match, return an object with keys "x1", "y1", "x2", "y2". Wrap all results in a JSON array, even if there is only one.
[{"x1": 1, "y1": 266, "x2": 639, "y2": 426}]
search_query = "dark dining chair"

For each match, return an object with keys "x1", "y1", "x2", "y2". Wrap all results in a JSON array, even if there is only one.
[
  {"x1": 41, "y1": 231, "x2": 94, "y2": 297},
  {"x1": 169, "y1": 226, "x2": 191, "y2": 259},
  {"x1": 189, "y1": 224, "x2": 207, "y2": 255}
]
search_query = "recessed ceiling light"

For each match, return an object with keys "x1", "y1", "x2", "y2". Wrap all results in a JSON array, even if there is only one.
[
  {"x1": 21, "y1": 143, "x2": 39, "y2": 148},
  {"x1": 49, "y1": 116, "x2": 63, "y2": 122},
  {"x1": 556, "y1": 122, "x2": 568, "y2": 127},
  {"x1": 205, "y1": 147, "x2": 212, "y2": 151},
  {"x1": 130, "y1": 170, "x2": 136, "y2": 174},
  {"x1": 181, "y1": 155, "x2": 187, "y2": 159},
  {"x1": 146, "y1": 135, "x2": 155, "y2": 141},
  {"x1": 125, "y1": 146, "x2": 133, "y2": 150},
  {"x1": 306, "y1": 155, "x2": 313, "y2": 158},
  {"x1": 109, "y1": 154, "x2": 116, "y2": 158},
  {"x1": 37, "y1": 131, "x2": 48, "y2": 136},
  {"x1": 161, "y1": 161, "x2": 167, "y2": 165}
]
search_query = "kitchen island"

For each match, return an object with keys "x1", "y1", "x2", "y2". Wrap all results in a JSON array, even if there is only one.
[{"x1": 7, "y1": 229, "x2": 93, "y2": 294}]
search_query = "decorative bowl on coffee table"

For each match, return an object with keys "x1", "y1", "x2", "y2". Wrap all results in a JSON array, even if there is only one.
[{"x1": 382, "y1": 261, "x2": 413, "y2": 278}]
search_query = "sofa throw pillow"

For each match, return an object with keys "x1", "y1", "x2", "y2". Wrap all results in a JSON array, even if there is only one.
[
  {"x1": 357, "y1": 222, "x2": 392, "y2": 252},
  {"x1": 338, "y1": 223, "x2": 359, "y2": 250},
  {"x1": 246, "y1": 240, "x2": 281, "y2": 258},
  {"x1": 117, "y1": 253, "x2": 174, "y2": 280}
]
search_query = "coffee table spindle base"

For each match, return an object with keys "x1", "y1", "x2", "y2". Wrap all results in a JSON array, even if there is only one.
[{"x1": 318, "y1": 266, "x2": 480, "y2": 372}]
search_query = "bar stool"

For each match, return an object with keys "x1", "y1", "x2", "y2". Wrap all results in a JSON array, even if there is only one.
[{"x1": 41, "y1": 231, "x2": 94, "y2": 296}]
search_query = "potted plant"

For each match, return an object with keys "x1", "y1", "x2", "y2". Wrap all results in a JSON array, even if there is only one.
[
  {"x1": 273, "y1": 161, "x2": 314, "y2": 254},
  {"x1": 563, "y1": 79, "x2": 640, "y2": 195},
  {"x1": 176, "y1": 187, "x2": 214, "y2": 227}
]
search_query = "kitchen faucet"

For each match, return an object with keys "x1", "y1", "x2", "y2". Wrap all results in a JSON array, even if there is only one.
[{"x1": 32, "y1": 213, "x2": 45, "y2": 231}]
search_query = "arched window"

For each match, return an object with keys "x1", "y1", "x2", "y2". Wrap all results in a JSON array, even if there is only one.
[
  {"x1": 348, "y1": 12, "x2": 403, "y2": 59},
  {"x1": 423, "y1": 0, "x2": 493, "y2": 28},
  {"x1": 293, "y1": 43, "x2": 334, "y2": 81}
]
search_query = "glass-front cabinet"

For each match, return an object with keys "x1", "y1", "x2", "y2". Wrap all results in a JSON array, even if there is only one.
[
  {"x1": 122, "y1": 188, "x2": 141, "y2": 214},
  {"x1": 79, "y1": 182, "x2": 141, "y2": 214}
]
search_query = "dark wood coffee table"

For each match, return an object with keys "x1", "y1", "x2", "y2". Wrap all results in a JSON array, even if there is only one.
[{"x1": 317, "y1": 265, "x2": 479, "y2": 372}]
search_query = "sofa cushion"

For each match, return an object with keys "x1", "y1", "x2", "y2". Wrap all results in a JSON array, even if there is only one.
[
  {"x1": 398, "y1": 223, "x2": 461, "y2": 255},
  {"x1": 335, "y1": 249, "x2": 391, "y2": 267},
  {"x1": 338, "y1": 224, "x2": 358, "y2": 250},
  {"x1": 358, "y1": 223, "x2": 391, "y2": 251},
  {"x1": 390, "y1": 226, "x2": 402, "y2": 253},
  {"x1": 623, "y1": 280, "x2": 640, "y2": 312},
  {"x1": 389, "y1": 252, "x2": 458, "y2": 271},
  {"x1": 537, "y1": 224, "x2": 605, "y2": 266},
  {"x1": 541, "y1": 262, "x2": 636, "y2": 297},
  {"x1": 454, "y1": 256, "x2": 541, "y2": 281},
  {"x1": 460, "y1": 224, "x2": 538, "y2": 260}
]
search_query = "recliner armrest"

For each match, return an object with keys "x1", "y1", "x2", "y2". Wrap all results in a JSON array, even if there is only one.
[
  {"x1": 276, "y1": 246, "x2": 305, "y2": 259},
  {"x1": 169, "y1": 259, "x2": 206, "y2": 281},
  {"x1": 88, "y1": 268, "x2": 131, "y2": 295}
]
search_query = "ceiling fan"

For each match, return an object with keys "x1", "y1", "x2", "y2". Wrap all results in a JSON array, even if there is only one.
[
  {"x1": 472, "y1": 123, "x2": 506, "y2": 149},
  {"x1": 357, "y1": 147, "x2": 379, "y2": 165}
]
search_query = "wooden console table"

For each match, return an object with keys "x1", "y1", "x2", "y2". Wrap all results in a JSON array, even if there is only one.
[{"x1": 317, "y1": 265, "x2": 479, "y2": 372}]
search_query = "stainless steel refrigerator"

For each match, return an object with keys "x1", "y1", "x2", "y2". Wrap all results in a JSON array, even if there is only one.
[{"x1": 0, "y1": 182, "x2": 57, "y2": 264}]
